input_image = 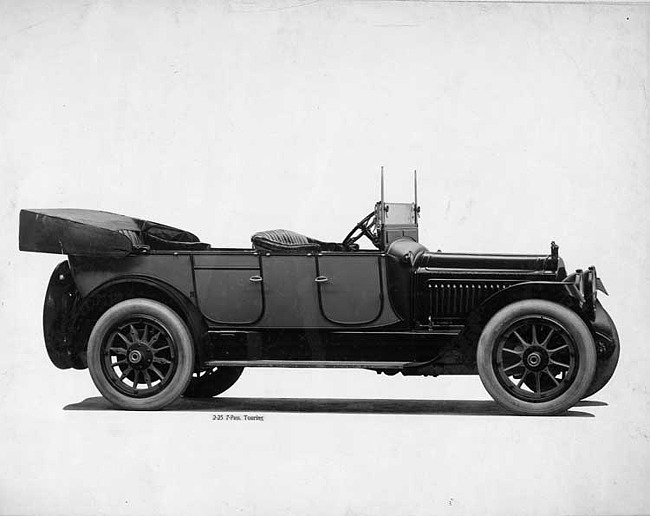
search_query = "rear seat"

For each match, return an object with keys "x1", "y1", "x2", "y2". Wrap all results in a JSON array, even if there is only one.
[
  {"x1": 119, "y1": 228, "x2": 210, "y2": 251},
  {"x1": 118, "y1": 229, "x2": 144, "y2": 247}
]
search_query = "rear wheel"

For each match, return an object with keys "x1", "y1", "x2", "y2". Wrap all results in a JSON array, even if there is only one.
[
  {"x1": 477, "y1": 300, "x2": 596, "y2": 416},
  {"x1": 87, "y1": 298, "x2": 195, "y2": 410},
  {"x1": 183, "y1": 367, "x2": 244, "y2": 398}
]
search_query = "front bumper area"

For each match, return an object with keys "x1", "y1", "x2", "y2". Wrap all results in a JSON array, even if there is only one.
[{"x1": 592, "y1": 300, "x2": 620, "y2": 361}]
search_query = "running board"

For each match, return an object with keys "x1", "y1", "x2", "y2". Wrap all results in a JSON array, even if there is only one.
[{"x1": 203, "y1": 360, "x2": 409, "y2": 369}]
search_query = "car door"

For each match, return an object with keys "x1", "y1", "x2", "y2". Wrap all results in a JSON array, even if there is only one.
[
  {"x1": 258, "y1": 254, "x2": 324, "y2": 327},
  {"x1": 193, "y1": 253, "x2": 264, "y2": 324},
  {"x1": 316, "y1": 252, "x2": 383, "y2": 325}
]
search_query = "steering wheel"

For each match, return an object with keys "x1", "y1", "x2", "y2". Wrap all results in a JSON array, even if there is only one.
[{"x1": 342, "y1": 211, "x2": 380, "y2": 249}]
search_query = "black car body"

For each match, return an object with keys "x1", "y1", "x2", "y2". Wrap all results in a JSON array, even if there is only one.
[{"x1": 19, "y1": 175, "x2": 619, "y2": 414}]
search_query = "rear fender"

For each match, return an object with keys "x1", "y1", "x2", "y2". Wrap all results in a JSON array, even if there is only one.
[
  {"x1": 71, "y1": 276, "x2": 208, "y2": 370},
  {"x1": 43, "y1": 261, "x2": 84, "y2": 369}
]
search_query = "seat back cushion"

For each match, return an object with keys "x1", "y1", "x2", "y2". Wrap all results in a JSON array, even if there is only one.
[{"x1": 251, "y1": 229, "x2": 322, "y2": 252}]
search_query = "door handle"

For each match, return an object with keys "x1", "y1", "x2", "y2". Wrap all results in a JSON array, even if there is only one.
[
  {"x1": 249, "y1": 275, "x2": 263, "y2": 283},
  {"x1": 315, "y1": 276, "x2": 329, "y2": 283}
]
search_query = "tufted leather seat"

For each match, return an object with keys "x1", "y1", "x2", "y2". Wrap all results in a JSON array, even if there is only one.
[{"x1": 251, "y1": 229, "x2": 323, "y2": 252}]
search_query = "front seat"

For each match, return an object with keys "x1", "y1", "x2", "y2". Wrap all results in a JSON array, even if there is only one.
[
  {"x1": 251, "y1": 229, "x2": 323, "y2": 252},
  {"x1": 251, "y1": 229, "x2": 355, "y2": 252}
]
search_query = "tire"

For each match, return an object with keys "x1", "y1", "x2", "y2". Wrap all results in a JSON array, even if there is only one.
[
  {"x1": 87, "y1": 298, "x2": 195, "y2": 410},
  {"x1": 583, "y1": 305, "x2": 620, "y2": 399},
  {"x1": 477, "y1": 299, "x2": 596, "y2": 416},
  {"x1": 183, "y1": 367, "x2": 244, "y2": 398}
]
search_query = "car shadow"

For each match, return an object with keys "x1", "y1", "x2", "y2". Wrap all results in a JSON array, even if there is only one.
[
  {"x1": 64, "y1": 396, "x2": 596, "y2": 417},
  {"x1": 576, "y1": 400, "x2": 608, "y2": 407}
]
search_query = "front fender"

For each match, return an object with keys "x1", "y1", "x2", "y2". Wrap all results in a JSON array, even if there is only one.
[
  {"x1": 459, "y1": 281, "x2": 585, "y2": 349},
  {"x1": 476, "y1": 281, "x2": 584, "y2": 321},
  {"x1": 592, "y1": 300, "x2": 619, "y2": 360}
]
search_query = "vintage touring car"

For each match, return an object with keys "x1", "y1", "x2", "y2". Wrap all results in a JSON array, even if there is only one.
[{"x1": 19, "y1": 173, "x2": 619, "y2": 415}]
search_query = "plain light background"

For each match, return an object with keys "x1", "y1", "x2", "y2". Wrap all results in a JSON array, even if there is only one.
[{"x1": 1, "y1": 1, "x2": 648, "y2": 515}]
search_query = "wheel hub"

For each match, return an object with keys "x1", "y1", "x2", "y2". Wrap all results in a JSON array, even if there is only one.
[
  {"x1": 522, "y1": 346, "x2": 549, "y2": 371},
  {"x1": 527, "y1": 352, "x2": 541, "y2": 367},
  {"x1": 127, "y1": 343, "x2": 153, "y2": 370}
]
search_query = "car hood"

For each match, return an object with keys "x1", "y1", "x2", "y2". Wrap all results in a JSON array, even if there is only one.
[{"x1": 417, "y1": 251, "x2": 557, "y2": 272}]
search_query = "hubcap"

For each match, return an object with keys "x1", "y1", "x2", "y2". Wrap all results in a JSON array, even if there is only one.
[
  {"x1": 526, "y1": 352, "x2": 542, "y2": 368},
  {"x1": 126, "y1": 344, "x2": 154, "y2": 370},
  {"x1": 522, "y1": 347, "x2": 549, "y2": 371}
]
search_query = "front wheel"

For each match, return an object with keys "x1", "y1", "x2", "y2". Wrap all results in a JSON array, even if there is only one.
[
  {"x1": 87, "y1": 298, "x2": 195, "y2": 410},
  {"x1": 477, "y1": 300, "x2": 596, "y2": 416}
]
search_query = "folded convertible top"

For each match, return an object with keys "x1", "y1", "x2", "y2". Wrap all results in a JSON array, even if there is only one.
[{"x1": 19, "y1": 209, "x2": 209, "y2": 257}]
